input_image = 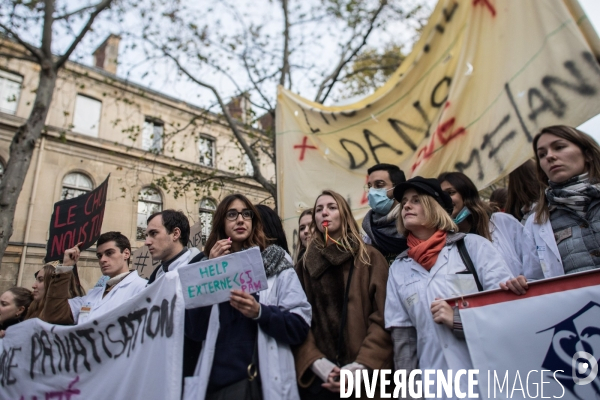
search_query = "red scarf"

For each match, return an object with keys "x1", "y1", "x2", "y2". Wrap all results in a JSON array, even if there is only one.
[{"x1": 407, "y1": 230, "x2": 447, "y2": 271}]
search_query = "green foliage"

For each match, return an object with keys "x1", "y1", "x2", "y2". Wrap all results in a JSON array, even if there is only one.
[{"x1": 339, "y1": 43, "x2": 406, "y2": 98}]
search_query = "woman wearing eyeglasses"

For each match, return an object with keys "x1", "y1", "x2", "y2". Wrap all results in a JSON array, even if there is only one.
[{"x1": 183, "y1": 194, "x2": 311, "y2": 400}]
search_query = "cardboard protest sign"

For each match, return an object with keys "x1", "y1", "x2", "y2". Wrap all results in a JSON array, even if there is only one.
[
  {"x1": 178, "y1": 246, "x2": 268, "y2": 309},
  {"x1": 0, "y1": 272, "x2": 184, "y2": 400},
  {"x1": 131, "y1": 245, "x2": 161, "y2": 279},
  {"x1": 188, "y1": 219, "x2": 203, "y2": 250},
  {"x1": 45, "y1": 175, "x2": 109, "y2": 262},
  {"x1": 456, "y1": 270, "x2": 600, "y2": 399},
  {"x1": 276, "y1": 0, "x2": 600, "y2": 245}
]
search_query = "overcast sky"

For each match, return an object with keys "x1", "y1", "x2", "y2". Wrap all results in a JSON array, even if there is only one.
[{"x1": 88, "y1": 0, "x2": 600, "y2": 141}]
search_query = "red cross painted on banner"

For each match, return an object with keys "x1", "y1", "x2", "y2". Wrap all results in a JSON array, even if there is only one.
[
  {"x1": 293, "y1": 136, "x2": 317, "y2": 161},
  {"x1": 473, "y1": 0, "x2": 496, "y2": 17}
]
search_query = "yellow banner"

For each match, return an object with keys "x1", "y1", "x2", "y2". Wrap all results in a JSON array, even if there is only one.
[{"x1": 276, "y1": 0, "x2": 600, "y2": 247}]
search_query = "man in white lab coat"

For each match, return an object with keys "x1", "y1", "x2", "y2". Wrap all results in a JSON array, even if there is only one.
[
  {"x1": 145, "y1": 209, "x2": 202, "y2": 284},
  {"x1": 41, "y1": 231, "x2": 147, "y2": 325}
]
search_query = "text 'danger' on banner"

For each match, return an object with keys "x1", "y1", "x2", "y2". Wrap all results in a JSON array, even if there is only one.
[
  {"x1": 275, "y1": 0, "x2": 600, "y2": 249},
  {"x1": 46, "y1": 175, "x2": 110, "y2": 262},
  {"x1": 178, "y1": 246, "x2": 268, "y2": 309}
]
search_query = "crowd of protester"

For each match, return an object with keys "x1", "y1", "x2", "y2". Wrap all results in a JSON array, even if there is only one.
[{"x1": 1, "y1": 124, "x2": 599, "y2": 399}]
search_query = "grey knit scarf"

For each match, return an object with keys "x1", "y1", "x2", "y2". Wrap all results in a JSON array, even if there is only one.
[
  {"x1": 546, "y1": 173, "x2": 600, "y2": 216},
  {"x1": 262, "y1": 244, "x2": 293, "y2": 278}
]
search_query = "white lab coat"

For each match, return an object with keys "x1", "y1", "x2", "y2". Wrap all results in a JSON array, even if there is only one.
[
  {"x1": 385, "y1": 234, "x2": 513, "y2": 400},
  {"x1": 154, "y1": 248, "x2": 201, "y2": 281},
  {"x1": 183, "y1": 268, "x2": 311, "y2": 400},
  {"x1": 524, "y1": 212, "x2": 565, "y2": 278},
  {"x1": 68, "y1": 271, "x2": 148, "y2": 325},
  {"x1": 489, "y1": 212, "x2": 544, "y2": 280}
]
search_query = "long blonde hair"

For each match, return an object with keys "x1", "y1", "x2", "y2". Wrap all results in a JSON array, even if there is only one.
[
  {"x1": 533, "y1": 125, "x2": 600, "y2": 223},
  {"x1": 397, "y1": 192, "x2": 458, "y2": 236},
  {"x1": 303, "y1": 190, "x2": 370, "y2": 265}
]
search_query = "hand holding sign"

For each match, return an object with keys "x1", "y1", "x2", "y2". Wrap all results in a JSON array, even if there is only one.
[
  {"x1": 62, "y1": 242, "x2": 83, "y2": 266},
  {"x1": 431, "y1": 298, "x2": 454, "y2": 329},
  {"x1": 230, "y1": 290, "x2": 261, "y2": 318},
  {"x1": 178, "y1": 247, "x2": 268, "y2": 309},
  {"x1": 500, "y1": 275, "x2": 529, "y2": 295}
]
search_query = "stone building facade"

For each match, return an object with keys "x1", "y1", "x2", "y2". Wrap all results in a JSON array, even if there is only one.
[{"x1": 0, "y1": 36, "x2": 274, "y2": 293}]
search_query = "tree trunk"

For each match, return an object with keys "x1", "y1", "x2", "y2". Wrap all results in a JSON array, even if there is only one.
[{"x1": 0, "y1": 64, "x2": 57, "y2": 262}]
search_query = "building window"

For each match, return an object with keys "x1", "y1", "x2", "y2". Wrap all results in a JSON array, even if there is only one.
[
  {"x1": 243, "y1": 154, "x2": 254, "y2": 176},
  {"x1": 199, "y1": 197, "x2": 217, "y2": 245},
  {"x1": 199, "y1": 136, "x2": 215, "y2": 167},
  {"x1": 72, "y1": 94, "x2": 102, "y2": 137},
  {"x1": 61, "y1": 172, "x2": 93, "y2": 200},
  {"x1": 137, "y1": 188, "x2": 162, "y2": 240},
  {"x1": 0, "y1": 69, "x2": 22, "y2": 115},
  {"x1": 142, "y1": 118, "x2": 163, "y2": 153}
]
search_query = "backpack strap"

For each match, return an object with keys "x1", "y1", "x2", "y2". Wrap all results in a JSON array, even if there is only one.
[{"x1": 456, "y1": 238, "x2": 483, "y2": 292}]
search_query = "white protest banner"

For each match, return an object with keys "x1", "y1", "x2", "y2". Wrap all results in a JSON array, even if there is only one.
[
  {"x1": 178, "y1": 246, "x2": 268, "y2": 309},
  {"x1": 0, "y1": 272, "x2": 185, "y2": 400},
  {"x1": 276, "y1": 0, "x2": 600, "y2": 246},
  {"x1": 457, "y1": 269, "x2": 600, "y2": 400}
]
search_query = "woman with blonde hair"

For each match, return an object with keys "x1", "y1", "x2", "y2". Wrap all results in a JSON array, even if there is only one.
[
  {"x1": 523, "y1": 125, "x2": 600, "y2": 278},
  {"x1": 385, "y1": 177, "x2": 514, "y2": 399},
  {"x1": 294, "y1": 190, "x2": 392, "y2": 399}
]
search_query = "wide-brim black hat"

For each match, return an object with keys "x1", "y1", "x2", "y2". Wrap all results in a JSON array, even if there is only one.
[{"x1": 393, "y1": 176, "x2": 454, "y2": 215}]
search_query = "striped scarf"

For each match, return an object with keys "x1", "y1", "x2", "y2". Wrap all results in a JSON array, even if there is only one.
[{"x1": 546, "y1": 173, "x2": 600, "y2": 216}]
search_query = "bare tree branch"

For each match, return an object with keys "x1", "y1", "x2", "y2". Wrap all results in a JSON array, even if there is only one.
[
  {"x1": 203, "y1": 57, "x2": 272, "y2": 113},
  {"x1": 279, "y1": 0, "x2": 290, "y2": 88},
  {"x1": 257, "y1": 141, "x2": 275, "y2": 164},
  {"x1": 241, "y1": 53, "x2": 274, "y2": 111},
  {"x1": 314, "y1": 0, "x2": 388, "y2": 104},
  {"x1": 0, "y1": 22, "x2": 43, "y2": 61},
  {"x1": 148, "y1": 40, "x2": 276, "y2": 197},
  {"x1": 53, "y1": 3, "x2": 97, "y2": 20},
  {"x1": 54, "y1": 0, "x2": 114, "y2": 69},
  {"x1": 41, "y1": 0, "x2": 55, "y2": 60}
]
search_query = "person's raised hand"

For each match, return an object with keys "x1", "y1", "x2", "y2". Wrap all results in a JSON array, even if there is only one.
[
  {"x1": 62, "y1": 242, "x2": 83, "y2": 267},
  {"x1": 209, "y1": 238, "x2": 231, "y2": 259}
]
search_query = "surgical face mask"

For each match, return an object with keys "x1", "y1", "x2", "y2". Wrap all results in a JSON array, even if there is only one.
[
  {"x1": 453, "y1": 206, "x2": 471, "y2": 224},
  {"x1": 368, "y1": 187, "x2": 394, "y2": 215}
]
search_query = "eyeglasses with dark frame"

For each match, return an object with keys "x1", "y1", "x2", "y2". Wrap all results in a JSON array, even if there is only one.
[{"x1": 225, "y1": 209, "x2": 254, "y2": 221}]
